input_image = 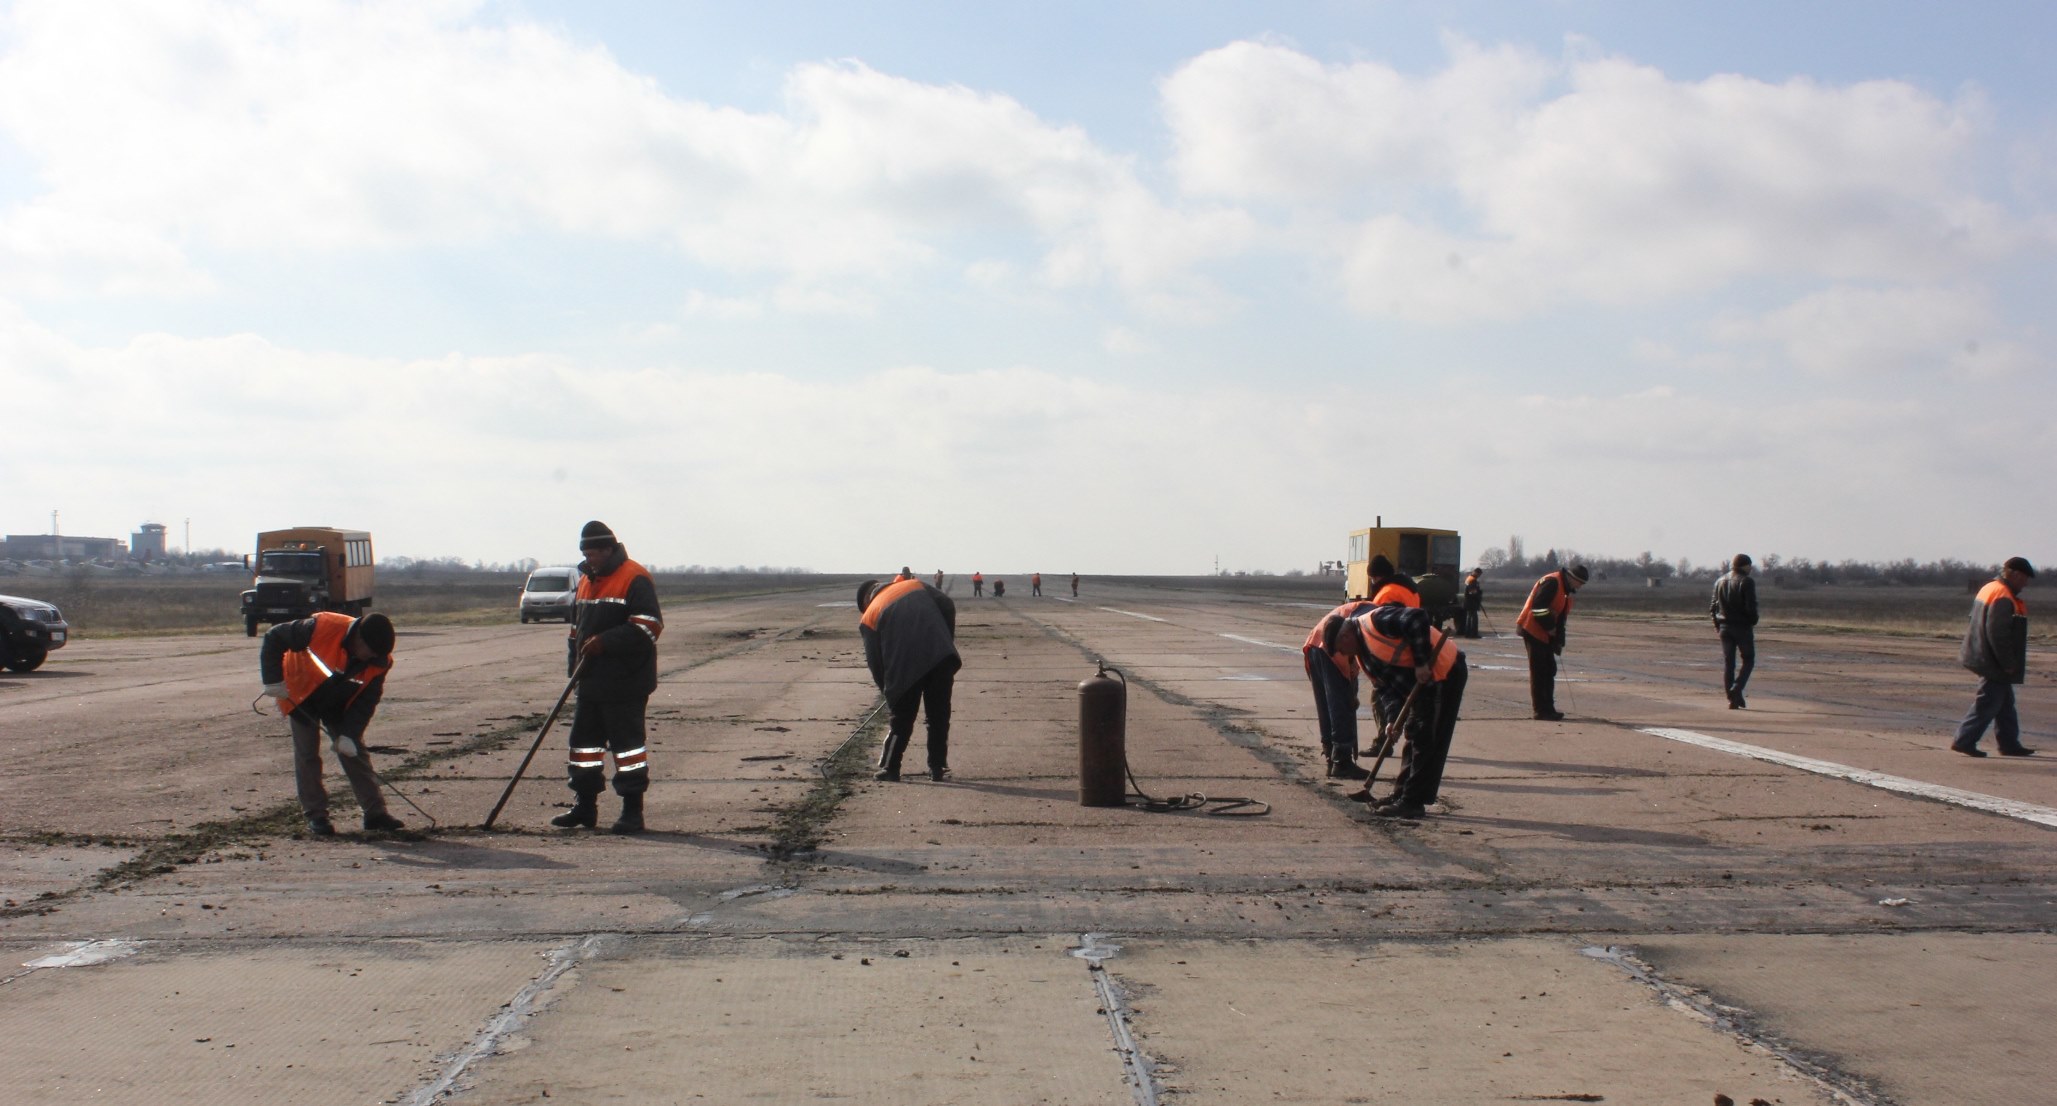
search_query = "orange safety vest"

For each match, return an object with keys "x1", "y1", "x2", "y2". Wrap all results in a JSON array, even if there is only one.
[
  {"x1": 281, "y1": 612, "x2": 389, "y2": 716},
  {"x1": 1515, "y1": 570, "x2": 1576, "y2": 643},
  {"x1": 861, "y1": 578, "x2": 927, "y2": 630},
  {"x1": 1371, "y1": 580, "x2": 1421, "y2": 608},
  {"x1": 1303, "y1": 600, "x2": 1378, "y2": 677},
  {"x1": 972, "y1": 573, "x2": 983, "y2": 582},
  {"x1": 577, "y1": 557, "x2": 661, "y2": 643},
  {"x1": 1353, "y1": 615, "x2": 1458, "y2": 682},
  {"x1": 1979, "y1": 579, "x2": 2027, "y2": 617}
]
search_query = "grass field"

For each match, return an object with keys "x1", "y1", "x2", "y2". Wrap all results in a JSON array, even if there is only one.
[{"x1": 0, "y1": 569, "x2": 2036, "y2": 642}]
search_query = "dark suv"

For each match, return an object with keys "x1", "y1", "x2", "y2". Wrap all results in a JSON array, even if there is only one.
[{"x1": 0, "y1": 594, "x2": 69, "y2": 672}]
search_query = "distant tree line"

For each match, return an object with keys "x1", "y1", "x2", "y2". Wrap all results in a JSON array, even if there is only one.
[{"x1": 1473, "y1": 535, "x2": 2000, "y2": 588}]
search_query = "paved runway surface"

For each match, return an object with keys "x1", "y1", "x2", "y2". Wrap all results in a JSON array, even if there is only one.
[{"x1": 3, "y1": 578, "x2": 2052, "y2": 1103}]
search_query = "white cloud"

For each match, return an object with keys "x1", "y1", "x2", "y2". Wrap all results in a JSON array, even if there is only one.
[
  {"x1": 1162, "y1": 38, "x2": 2023, "y2": 321},
  {"x1": 0, "y1": 1, "x2": 1244, "y2": 308},
  {"x1": 1711, "y1": 285, "x2": 2032, "y2": 378}
]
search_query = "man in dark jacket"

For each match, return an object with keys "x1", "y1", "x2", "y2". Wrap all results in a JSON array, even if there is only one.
[
  {"x1": 1460, "y1": 569, "x2": 1483, "y2": 638},
  {"x1": 1711, "y1": 554, "x2": 1760, "y2": 708},
  {"x1": 1954, "y1": 557, "x2": 2034, "y2": 757},
  {"x1": 1336, "y1": 603, "x2": 1467, "y2": 819},
  {"x1": 857, "y1": 576, "x2": 962, "y2": 781},
  {"x1": 260, "y1": 611, "x2": 403, "y2": 835},
  {"x1": 554, "y1": 521, "x2": 664, "y2": 833},
  {"x1": 1302, "y1": 599, "x2": 1379, "y2": 780}
]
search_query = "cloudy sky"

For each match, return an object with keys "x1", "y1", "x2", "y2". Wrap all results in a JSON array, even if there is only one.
[{"x1": 3, "y1": 1, "x2": 2052, "y2": 574}]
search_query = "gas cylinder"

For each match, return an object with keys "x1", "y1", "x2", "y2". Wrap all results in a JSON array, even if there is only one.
[{"x1": 1078, "y1": 662, "x2": 1127, "y2": 807}]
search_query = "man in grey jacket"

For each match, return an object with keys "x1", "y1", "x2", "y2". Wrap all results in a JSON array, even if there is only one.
[
  {"x1": 857, "y1": 577, "x2": 962, "y2": 781},
  {"x1": 1710, "y1": 554, "x2": 1759, "y2": 708},
  {"x1": 1954, "y1": 557, "x2": 2035, "y2": 757}
]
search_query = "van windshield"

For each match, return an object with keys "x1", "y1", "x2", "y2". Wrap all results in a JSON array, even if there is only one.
[
  {"x1": 258, "y1": 552, "x2": 325, "y2": 578},
  {"x1": 526, "y1": 573, "x2": 572, "y2": 592}
]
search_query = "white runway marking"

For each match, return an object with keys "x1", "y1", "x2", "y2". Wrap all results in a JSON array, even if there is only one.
[
  {"x1": 1100, "y1": 607, "x2": 1168, "y2": 622},
  {"x1": 1218, "y1": 633, "x2": 1297, "y2": 653},
  {"x1": 1639, "y1": 727, "x2": 2057, "y2": 829}
]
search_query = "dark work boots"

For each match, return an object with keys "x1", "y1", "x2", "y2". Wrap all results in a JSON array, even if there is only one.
[
  {"x1": 551, "y1": 796, "x2": 599, "y2": 829},
  {"x1": 610, "y1": 794, "x2": 646, "y2": 835}
]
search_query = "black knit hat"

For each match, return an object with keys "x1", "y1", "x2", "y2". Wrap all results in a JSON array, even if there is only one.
[
  {"x1": 856, "y1": 579, "x2": 879, "y2": 611},
  {"x1": 2004, "y1": 556, "x2": 2036, "y2": 578},
  {"x1": 355, "y1": 612, "x2": 395, "y2": 656},
  {"x1": 1368, "y1": 554, "x2": 1395, "y2": 578},
  {"x1": 579, "y1": 520, "x2": 617, "y2": 552},
  {"x1": 1568, "y1": 564, "x2": 1591, "y2": 583}
]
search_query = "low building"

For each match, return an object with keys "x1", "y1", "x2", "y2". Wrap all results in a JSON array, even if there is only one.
[{"x1": 2, "y1": 534, "x2": 127, "y2": 561}]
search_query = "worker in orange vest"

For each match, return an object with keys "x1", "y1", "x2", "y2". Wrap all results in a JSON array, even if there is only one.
[
  {"x1": 1304, "y1": 600, "x2": 1380, "y2": 778},
  {"x1": 972, "y1": 571, "x2": 984, "y2": 598},
  {"x1": 1516, "y1": 564, "x2": 1588, "y2": 721},
  {"x1": 1954, "y1": 557, "x2": 2035, "y2": 756},
  {"x1": 260, "y1": 610, "x2": 403, "y2": 836},
  {"x1": 1337, "y1": 602, "x2": 1468, "y2": 818},
  {"x1": 858, "y1": 576, "x2": 962, "y2": 781},
  {"x1": 1366, "y1": 554, "x2": 1420, "y2": 608},
  {"x1": 556, "y1": 521, "x2": 664, "y2": 834},
  {"x1": 1032, "y1": 571, "x2": 1042, "y2": 597}
]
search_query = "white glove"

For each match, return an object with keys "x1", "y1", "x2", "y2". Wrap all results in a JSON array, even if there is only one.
[
  {"x1": 332, "y1": 734, "x2": 360, "y2": 758},
  {"x1": 262, "y1": 681, "x2": 288, "y2": 699}
]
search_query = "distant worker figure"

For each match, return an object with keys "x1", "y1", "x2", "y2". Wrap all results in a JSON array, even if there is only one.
[
  {"x1": 1366, "y1": 554, "x2": 1420, "y2": 608},
  {"x1": 555, "y1": 521, "x2": 664, "y2": 834},
  {"x1": 1710, "y1": 554, "x2": 1759, "y2": 708},
  {"x1": 1953, "y1": 557, "x2": 2035, "y2": 757},
  {"x1": 1303, "y1": 600, "x2": 1380, "y2": 779},
  {"x1": 1071, "y1": 573, "x2": 1080, "y2": 598},
  {"x1": 972, "y1": 571, "x2": 984, "y2": 598},
  {"x1": 1340, "y1": 603, "x2": 1468, "y2": 819},
  {"x1": 1460, "y1": 568, "x2": 1483, "y2": 638},
  {"x1": 1516, "y1": 564, "x2": 1589, "y2": 721},
  {"x1": 1031, "y1": 572, "x2": 1042, "y2": 597},
  {"x1": 260, "y1": 610, "x2": 404, "y2": 835},
  {"x1": 934, "y1": 569, "x2": 944, "y2": 589},
  {"x1": 992, "y1": 579, "x2": 1006, "y2": 598},
  {"x1": 857, "y1": 576, "x2": 962, "y2": 781},
  {"x1": 897, "y1": 566, "x2": 914, "y2": 581}
]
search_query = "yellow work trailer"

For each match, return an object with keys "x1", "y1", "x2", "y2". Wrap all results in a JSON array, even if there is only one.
[{"x1": 1344, "y1": 521, "x2": 1462, "y2": 622}]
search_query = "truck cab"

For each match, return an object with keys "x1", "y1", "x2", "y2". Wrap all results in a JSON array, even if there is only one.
[{"x1": 240, "y1": 527, "x2": 375, "y2": 636}]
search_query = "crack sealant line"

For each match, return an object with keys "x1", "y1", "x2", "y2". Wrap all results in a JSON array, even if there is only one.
[
  {"x1": 1216, "y1": 632, "x2": 1298, "y2": 653},
  {"x1": 1072, "y1": 933, "x2": 1162, "y2": 1106},
  {"x1": 1580, "y1": 945, "x2": 1879, "y2": 1106},
  {"x1": 1099, "y1": 607, "x2": 1169, "y2": 622},
  {"x1": 406, "y1": 934, "x2": 609, "y2": 1105},
  {"x1": 1639, "y1": 726, "x2": 2057, "y2": 829}
]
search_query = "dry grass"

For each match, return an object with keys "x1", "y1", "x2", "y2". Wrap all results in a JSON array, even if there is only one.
[{"x1": 1, "y1": 571, "x2": 861, "y2": 637}]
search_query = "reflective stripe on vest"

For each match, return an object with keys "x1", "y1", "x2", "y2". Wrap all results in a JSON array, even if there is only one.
[
  {"x1": 1353, "y1": 616, "x2": 1458, "y2": 682},
  {"x1": 861, "y1": 578, "x2": 928, "y2": 630},
  {"x1": 1515, "y1": 571, "x2": 1574, "y2": 642},
  {"x1": 282, "y1": 612, "x2": 388, "y2": 716},
  {"x1": 578, "y1": 559, "x2": 662, "y2": 643}
]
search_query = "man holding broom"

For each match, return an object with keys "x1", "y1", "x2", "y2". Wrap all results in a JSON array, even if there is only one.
[
  {"x1": 1334, "y1": 600, "x2": 1468, "y2": 819},
  {"x1": 553, "y1": 521, "x2": 664, "y2": 834}
]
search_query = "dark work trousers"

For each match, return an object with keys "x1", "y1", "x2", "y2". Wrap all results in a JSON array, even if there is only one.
[
  {"x1": 1720, "y1": 627, "x2": 1756, "y2": 702},
  {"x1": 1460, "y1": 605, "x2": 1481, "y2": 638},
  {"x1": 1955, "y1": 677, "x2": 2022, "y2": 752},
  {"x1": 567, "y1": 695, "x2": 650, "y2": 797},
  {"x1": 289, "y1": 712, "x2": 388, "y2": 821},
  {"x1": 1523, "y1": 634, "x2": 1559, "y2": 716},
  {"x1": 1305, "y1": 651, "x2": 1361, "y2": 760},
  {"x1": 881, "y1": 665, "x2": 956, "y2": 774},
  {"x1": 1391, "y1": 656, "x2": 1467, "y2": 806}
]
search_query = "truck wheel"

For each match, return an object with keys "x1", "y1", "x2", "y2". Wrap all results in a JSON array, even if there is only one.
[
  {"x1": 245, "y1": 615, "x2": 260, "y2": 637},
  {"x1": 520, "y1": 613, "x2": 530, "y2": 624},
  {"x1": 5, "y1": 647, "x2": 46, "y2": 672}
]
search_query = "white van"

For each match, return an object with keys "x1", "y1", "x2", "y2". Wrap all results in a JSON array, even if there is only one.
[{"x1": 519, "y1": 567, "x2": 580, "y2": 624}]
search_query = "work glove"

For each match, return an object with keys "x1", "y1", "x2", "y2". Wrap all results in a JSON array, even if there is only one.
[
  {"x1": 262, "y1": 681, "x2": 288, "y2": 699},
  {"x1": 332, "y1": 733, "x2": 360, "y2": 758}
]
